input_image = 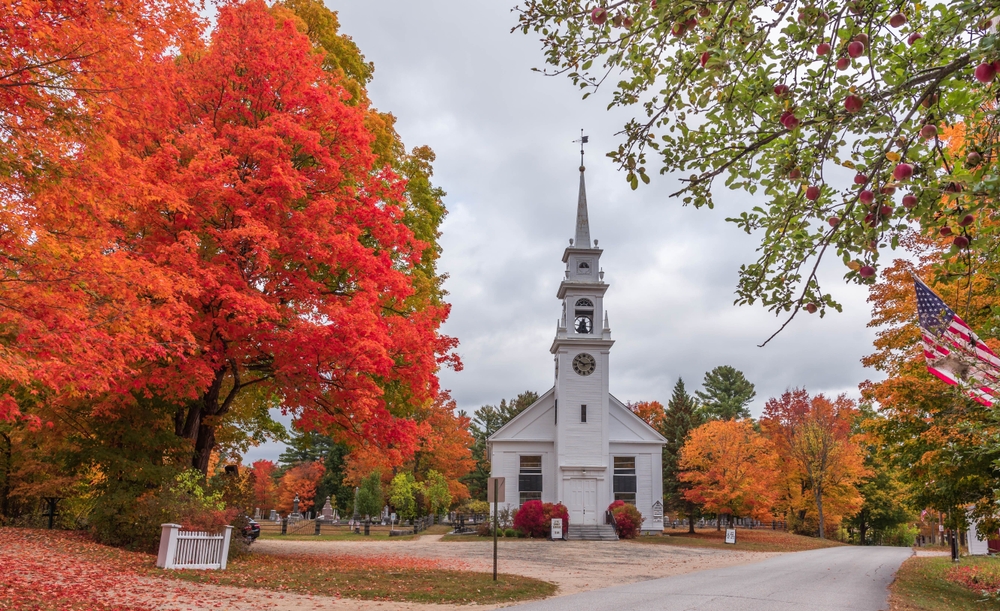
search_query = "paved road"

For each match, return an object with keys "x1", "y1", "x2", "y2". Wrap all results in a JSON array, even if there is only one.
[{"x1": 505, "y1": 546, "x2": 912, "y2": 611}]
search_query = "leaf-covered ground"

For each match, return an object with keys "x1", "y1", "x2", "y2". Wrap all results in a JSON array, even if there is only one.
[
  {"x1": 634, "y1": 528, "x2": 847, "y2": 553},
  {"x1": 0, "y1": 528, "x2": 555, "y2": 609},
  {"x1": 890, "y1": 555, "x2": 1000, "y2": 611}
]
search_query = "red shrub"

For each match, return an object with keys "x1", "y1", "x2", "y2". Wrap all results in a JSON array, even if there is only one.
[
  {"x1": 513, "y1": 501, "x2": 570, "y2": 538},
  {"x1": 608, "y1": 500, "x2": 643, "y2": 539}
]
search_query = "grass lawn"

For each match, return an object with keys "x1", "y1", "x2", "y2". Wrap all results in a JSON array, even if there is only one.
[
  {"x1": 164, "y1": 552, "x2": 557, "y2": 605},
  {"x1": 633, "y1": 528, "x2": 847, "y2": 553},
  {"x1": 890, "y1": 556, "x2": 1000, "y2": 611}
]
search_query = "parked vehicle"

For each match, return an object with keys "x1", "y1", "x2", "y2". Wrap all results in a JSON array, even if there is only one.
[{"x1": 242, "y1": 517, "x2": 260, "y2": 544}]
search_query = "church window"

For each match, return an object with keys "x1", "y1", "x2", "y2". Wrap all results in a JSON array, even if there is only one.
[
  {"x1": 613, "y1": 457, "x2": 637, "y2": 504},
  {"x1": 575, "y1": 298, "x2": 593, "y2": 307},
  {"x1": 580, "y1": 404, "x2": 587, "y2": 423},
  {"x1": 578, "y1": 260, "x2": 592, "y2": 274},
  {"x1": 518, "y1": 456, "x2": 542, "y2": 505}
]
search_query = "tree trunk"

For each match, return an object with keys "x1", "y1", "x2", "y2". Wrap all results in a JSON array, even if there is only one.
[
  {"x1": 716, "y1": 515, "x2": 721, "y2": 531},
  {"x1": 814, "y1": 486, "x2": 825, "y2": 539},
  {"x1": 858, "y1": 509, "x2": 868, "y2": 545},
  {"x1": 174, "y1": 364, "x2": 241, "y2": 474},
  {"x1": 686, "y1": 500, "x2": 696, "y2": 534},
  {"x1": 0, "y1": 432, "x2": 10, "y2": 519}
]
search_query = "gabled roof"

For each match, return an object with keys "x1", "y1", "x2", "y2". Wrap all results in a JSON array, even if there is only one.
[
  {"x1": 487, "y1": 387, "x2": 555, "y2": 443},
  {"x1": 609, "y1": 394, "x2": 667, "y2": 444}
]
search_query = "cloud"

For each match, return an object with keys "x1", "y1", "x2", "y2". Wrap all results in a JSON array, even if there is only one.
[{"x1": 250, "y1": 0, "x2": 885, "y2": 460}]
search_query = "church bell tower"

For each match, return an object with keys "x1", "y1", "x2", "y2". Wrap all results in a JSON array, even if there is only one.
[{"x1": 551, "y1": 134, "x2": 614, "y2": 496}]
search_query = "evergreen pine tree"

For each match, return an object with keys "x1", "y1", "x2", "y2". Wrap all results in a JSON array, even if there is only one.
[
  {"x1": 663, "y1": 378, "x2": 702, "y2": 533},
  {"x1": 695, "y1": 365, "x2": 756, "y2": 421}
]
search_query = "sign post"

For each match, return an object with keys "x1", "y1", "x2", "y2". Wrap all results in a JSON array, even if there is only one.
[
  {"x1": 550, "y1": 518, "x2": 563, "y2": 540},
  {"x1": 487, "y1": 477, "x2": 505, "y2": 581}
]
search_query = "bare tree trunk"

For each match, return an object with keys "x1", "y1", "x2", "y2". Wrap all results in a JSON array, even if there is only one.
[
  {"x1": 814, "y1": 486, "x2": 825, "y2": 539},
  {"x1": 0, "y1": 432, "x2": 10, "y2": 520},
  {"x1": 686, "y1": 500, "x2": 696, "y2": 534}
]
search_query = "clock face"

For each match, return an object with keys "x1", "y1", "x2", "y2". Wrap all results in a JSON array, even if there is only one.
[
  {"x1": 572, "y1": 353, "x2": 596, "y2": 376},
  {"x1": 574, "y1": 315, "x2": 593, "y2": 334}
]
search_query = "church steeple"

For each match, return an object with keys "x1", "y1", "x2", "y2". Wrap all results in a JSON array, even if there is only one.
[
  {"x1": 573, "y1": 130, "x2": 591, "y2": 249},
  {"x1": 575, "y1": 167, "x2": 591, "y2": 249}
]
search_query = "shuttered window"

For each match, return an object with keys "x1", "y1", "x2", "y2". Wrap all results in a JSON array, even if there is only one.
[
  {"x1": 613, "y1": 456, "x2": 636, "y2": 504},
  {"x1": 519, "y1": 455, "x2": 542, "y2": 505}
]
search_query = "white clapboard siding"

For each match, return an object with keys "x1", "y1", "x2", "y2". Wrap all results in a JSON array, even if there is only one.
[{"x1": 156, "y1": 524, "x2": 233, "y2": 570}]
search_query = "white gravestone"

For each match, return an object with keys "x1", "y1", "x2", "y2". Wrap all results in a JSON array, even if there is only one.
[{"x1": 725, "y1": 528, "x2": 737, "y2": 544}]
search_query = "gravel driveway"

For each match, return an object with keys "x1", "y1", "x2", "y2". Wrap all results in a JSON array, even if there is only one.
[{"x1": 254, "y1": 534, "x2": 778, "y2": 597}]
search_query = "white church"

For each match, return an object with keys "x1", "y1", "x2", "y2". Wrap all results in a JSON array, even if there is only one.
[{"x1": 488, "y1": 157, "x2": 666, "y2": 538}]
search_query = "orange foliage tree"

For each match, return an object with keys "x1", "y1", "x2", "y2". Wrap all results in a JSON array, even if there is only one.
[
  {"x1": 81, "y1": 0, "x2": 459, "y2": 473},
  {"x1": 345, "y1": 391, "x2": 474, "y2": 507},
  {"x1": 276, "y1": 461, "x2": 325, "y2": 513},
  {"x1": 862, "y1": 241, "x2": 1000, "y2": 529},
  {"x1": 628, "y1": 401, "x2": 667, "y2": 431},
  {"x1": 679, "y1": 420, "x2": 779, "y2": 524},
  {"x1": 249, "y1": 460, "x2": 279, "y2": 511},
  {"x1": 761, "y1": 390, "x2": 866, "y2": 539}
]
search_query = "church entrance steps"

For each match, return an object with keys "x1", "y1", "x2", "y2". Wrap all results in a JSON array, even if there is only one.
[{"x1": 566, "y1": 524, "x2": 618, "y2": 541}]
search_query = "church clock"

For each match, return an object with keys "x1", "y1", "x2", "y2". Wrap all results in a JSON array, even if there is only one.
[{"x1": 572, "y1": 353, "x2": 596, "y2": 376}]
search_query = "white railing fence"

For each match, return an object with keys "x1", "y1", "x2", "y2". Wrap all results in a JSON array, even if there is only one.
[{"x1": 156, "y1": 523, "x2": 233, "y2": 570}]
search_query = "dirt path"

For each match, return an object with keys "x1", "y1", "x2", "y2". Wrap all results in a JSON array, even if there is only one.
[
  {"x1": 253, "y1": 535, "x2": 778, "y2": 598},
  {"x1": 99, "y1": 535, "x2": 777, "y2": 611}
]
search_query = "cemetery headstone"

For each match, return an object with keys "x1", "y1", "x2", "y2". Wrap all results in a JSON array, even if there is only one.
[
  {"x1": 269, "y1": 509, "x2": 278, "y2": 521},
  {"x1": 321, "y1": 496, "x2": 334, "y2": 521}
]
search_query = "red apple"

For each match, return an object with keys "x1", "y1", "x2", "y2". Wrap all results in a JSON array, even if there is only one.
[
  {"x1": 893, "y1": 163, "x2": 914, "y2": 180},
  {"x1": 959, "y1": 214, "x2": 974, "y2": 226},
  {"x1": 879, "y1": 204, "x2": 893, "y2": 216},
  {"x1": 591, "y1": 7, "x2": 609, "y2": 25},
  {"x1": 881, "y1": 186, "x2": 896, "y2": 195},
  {"x1": 945, "y1": 181, "x2": 963, "y2": 193},
  {"x1": 774, "y1": 83, "x2": 790, "y2": 96},
  {"x1": 788, "y1": 168, "x2": 802, "y2": 179},
  {"x1": 889, "y1": 13, "x2": 907, "y2": 28},
  {"x1": 699, "y1": 7, "x2": 710, "y2": 17},
  {"x1": 975, "y1": 63, "x2": 997, "y2": 83},
  {"x1": 671, "y1": 22, "x2": 686, "y2": 37},
  {"x1": 781, "y1": 112, "x2": 800, "y2": 129},
  {"x1": 844, "y1": 94, "x2": 864, "y2": 112},
  {"x1": 854, "y1": 33, "x2": 869, "y2": 46},
  {"x1": 967, "y1": 151, "x2": 983, "y2": 166},
  {"x1": 902, "y1": 193, "x2": 918, "y2": 208},
  {"x1": 940, "y1": 226, "x2": 953, "y2": 237},
  {"x1": 848, "y1": 41, "x2": 865, "y2": 58},
  {"x1": 828, "y1": 216, "x2": 840, "y2": 227},
  {"x1": 854, "y1": 173, "x2": 868, "y2": 185},
  {"x1": 837, "y1": 57, "x2": 851, "y2": 70},
  {"x1": 806, "y1": 185, "x2": 821, "y2": 200},
  {"x1": 859, "y1": 265, "x2": 876, "y2": 278},
  {"x1": 623, "y1": 16, "x2": 634, "y2": 27},
  {"x1": 701, "y1": 51, "x2": 711, "y2": 68},
  {"x1": 954, "y1": 235, "x2": 970, "y2": 249},
  {"x1": 921, "y1": 93, "x2": 938, "y2": 108},
  {"x1": 907, "y1": 32, "x2": 923, "y2": 45},
  {"x1": 817, "y1": 42, "x2": 832, "y2": 56},
  {"x1": 920, "y1": 124, "x2": 938, "y2": 139},
  {"x1": 864, "y1": 212, "x2": 874, "y2": 225},
  {"x1": 805, "y1": 302, "x2": 818, "y2": 314},
  {"x1": 859, "y1": 189, "x2": 875, "y2": 204}
]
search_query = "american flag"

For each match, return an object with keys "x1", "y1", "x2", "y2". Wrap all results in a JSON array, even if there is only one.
[{"x1": 914, "y1": 275, "x2": 1000, "y2": 406}]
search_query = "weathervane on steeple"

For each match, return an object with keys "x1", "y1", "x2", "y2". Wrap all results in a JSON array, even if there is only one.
[{"x1": 573, "y1": 129, "x2": 589, "y2": 170}]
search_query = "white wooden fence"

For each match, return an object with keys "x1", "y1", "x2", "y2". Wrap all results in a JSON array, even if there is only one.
[{"x1": 156, "y1": 523, "x2": 233, "y2": 570}]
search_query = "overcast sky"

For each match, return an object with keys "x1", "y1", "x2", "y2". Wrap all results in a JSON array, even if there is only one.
[{"x1": 245, "y1": 0, "x2": 885, "y2": 463}]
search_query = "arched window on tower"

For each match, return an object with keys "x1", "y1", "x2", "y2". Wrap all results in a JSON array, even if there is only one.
[{"x1": 574, "y1": 298, "x2": 594, "y2": 334}]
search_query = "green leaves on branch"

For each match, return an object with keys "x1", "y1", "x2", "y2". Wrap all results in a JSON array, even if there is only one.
[{"x1": 516, "y1": 0, "x2": 1000, "y2": 339}]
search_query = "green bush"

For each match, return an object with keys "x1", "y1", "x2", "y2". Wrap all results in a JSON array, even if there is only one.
[{"x1": 504, "y1": 528, "x2": 516, "y2": 538}]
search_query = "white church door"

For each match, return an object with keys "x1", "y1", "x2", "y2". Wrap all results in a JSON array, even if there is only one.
[{"x1": 569, "y1": 478, "x2": 598, "y2": 525}]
